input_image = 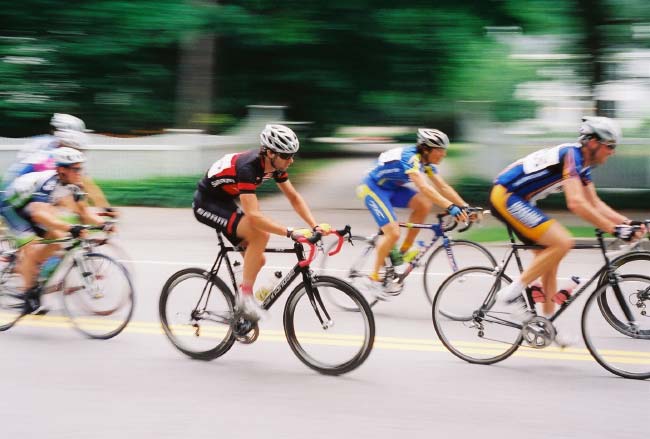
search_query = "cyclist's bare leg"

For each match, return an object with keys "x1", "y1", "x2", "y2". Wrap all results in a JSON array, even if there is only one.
[
  {"x1": 234, "y1": 216, "x2": 269, "y2": 291},
  {"x1": 401, "y1": 193, "x2": 433, "y2": 251},
  {"x1": 372, "y1": 221, "x2": 400, "y2": 278},
  {"x1": 516, "y1": 223, "x2": 573, "y2": 301},
  {"x1": 535, "y1": 251, "x2": 559, "y2": 316},
  {"x1": 15, "y1": 203, "x2": 67, "y2": 291}
]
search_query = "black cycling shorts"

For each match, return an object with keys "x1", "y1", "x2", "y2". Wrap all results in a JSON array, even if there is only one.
[{"x1": 192, "y1": 191, "x2": 244, "y2": 246}]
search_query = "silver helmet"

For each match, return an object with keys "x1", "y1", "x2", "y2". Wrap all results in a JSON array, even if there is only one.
[
  {"x1": 260, "y1": 124, "x2": 299, "y2": 153},
  {"x1": 416, "y1": 128, "x2": 449, "y2": 149},
  {"x1": 53, "y1": 147, "x2": 86, "y2": 166},
  {"x1": 50, "y1": 113, "x2": 86, "y2": 132},
  {"x1": 579, "y1": 116, "x2": 621, "y2": 145},
  {"x1": 54, "y1": 129, "x2": 90, "y2": 150}
]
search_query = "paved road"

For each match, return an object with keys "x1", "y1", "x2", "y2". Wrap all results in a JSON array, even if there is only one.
[{"x1": 1, "y1": 206, "x2": 649, "y2": 439}]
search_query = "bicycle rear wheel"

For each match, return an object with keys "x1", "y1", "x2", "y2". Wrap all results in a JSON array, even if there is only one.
[
  {"x1": 424, "y1": 239, "x2": 497, "y2": 307},
  {"x1": 319, "y1": 235, "x2": 379, "y2": 310},
  {"x1": 159, "y1": 267, "x2": 236, "y2": 360},
  {"x1": 432, "y1": 266, "x2": 522, "y2": 364},
  {"x1": 582, "y1": 274, "x2": 650, "y2": 379},
  {"x1": 62, "y1": 253, "x2": 134, "y2": 339},
  {"x1": 284, "y1": 275, "x2": 375, "y2": 375},
  {"x1": 0, "y1": 269, "x2": 25, "y2": 331}
]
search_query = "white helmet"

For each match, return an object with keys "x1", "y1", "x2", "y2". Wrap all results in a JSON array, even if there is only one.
[
  {"x1": 417, "y1": 128, "x2": 449, "y2": 149},
  {"x1": 54, "y1": 129, "x2": 89, "y2": 150},
  {"x1": 50, "y1": 113, "x2": 86, "y2": 132},
  {"x1": 53, "y1": 147, "x2": 86, "y2": 166},
  {"x1": 579, "y1": 116, "x2": 621, "y2": 145},
  {"x1": 260, "y1": 124, "x2": 299, "y2": 153}
]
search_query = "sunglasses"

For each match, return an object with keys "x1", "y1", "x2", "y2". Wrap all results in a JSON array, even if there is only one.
[
  {"x1": 600, "y1": 141, "x2": 616, "y2": 150},
  {"x1": 63, "y1": 165, "x2": 83, "y2": 173},
  {"x1": 277, "y1": 152, "x2": 295, "y2": 160}
]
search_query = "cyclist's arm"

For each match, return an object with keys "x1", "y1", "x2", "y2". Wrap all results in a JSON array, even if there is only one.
[
  {"x1": 276, "y1": 180, "x2": 318, "y2": 229},
  {"x1": 409, "y1": 172, "x2": 454, "y2": 210},
  {"x1": 239, "y1": 193, "x2": 291, "y2": 236},
  {"x1": 81, "y1": 175, "x2": 110, "y2": 208},
  {"x1": 428, "y1": 173, "x2": 467, "y2": 207},
  {"x1": 76, "y1": 199, "x2": 106, "y2": 226},
  {"x1": 564, "y1": 177, "x2": 616, "y2": 233},
  {"x1": 28, "y1": 202, "x2": 75, "y2": 233},
  {"x1": 583, "y1": 182, "x2": 629, "y2": 224}
]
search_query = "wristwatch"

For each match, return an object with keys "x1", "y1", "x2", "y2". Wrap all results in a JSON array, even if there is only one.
[{"x1": 286, "y1": 227, "x2": 294, "y2": 237}]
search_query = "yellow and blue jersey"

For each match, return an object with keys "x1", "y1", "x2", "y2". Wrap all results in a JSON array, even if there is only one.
[
  {"x1": 494, "y1": 143, "x2": 592, "y2": 204},
  {"x1": 367, "y1": 146, "x2": 438, "y2": 190}
]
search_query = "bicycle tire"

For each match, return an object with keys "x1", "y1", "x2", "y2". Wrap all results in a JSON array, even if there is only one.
[
  {"x1": 432, "y1": 266, "x2": 522, "y2": 365},
  {"x1": 284, "y1": 275, "x2": 375, "y2": 375},
  {"x1": 582, "y1": 274, "x2": 650, "y2": 379},
  {"x1": 61, "y1": 252, "x2": 134, "y2": 340},
  {"x1": 595, "y1": 252, "x2": 650, "y2": 338},
  {"x1": 0, "y1": 269, "x2": 25, "y2": 331},
  {"x1": 424, "y1": 239, "x2": 497, "y2": 309},
  {"x1": 319, "y1": 235, "x2": 379, "y2": 310},
  {"x1": 159, "y1": 267, "x2": 236, "y2": 360}
]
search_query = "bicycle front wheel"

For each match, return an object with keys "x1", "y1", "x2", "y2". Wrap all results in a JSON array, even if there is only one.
[
  {"x1": 284, "y1": 275, "x2": 375, "y2": 375},
  {"x1": 0, "y1": 269, "x2": 25, "y2": 331},
  {"x1": 159, "y1": 268, "x2": 236, "y2": 360},
  {"x1": 424, "y1": 239, "x2": 497, "y2": 307},
  {"x1": 62, "y1": 253, "x2": 134, "y2": 339},
  {"x1": 582, "y1": 274, "x2": 650, "y2": 379},
  {"x1": 319, "y1": 235, "x2": 379, "y2": 310},
  {"x1": 432, "y1": 266, "x2": 522, "y2": 365}
]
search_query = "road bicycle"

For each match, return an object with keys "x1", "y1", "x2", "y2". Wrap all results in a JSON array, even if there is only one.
[
  {"x1": 432, "y1": 226, "x2": 650, "y2": 379},
  {"x1": 319, "y1": 208, "x2": 496, "y2": 313},
  {"x1": 159, "y1": 225, "x2": 375, "y2": 376},
  {"x1": 0, "y1": 223, "x2": 135, "y2": 339}
]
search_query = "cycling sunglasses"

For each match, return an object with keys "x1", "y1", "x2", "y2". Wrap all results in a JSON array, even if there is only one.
[
  {"x1": 600, "y1": 141, "x2": 616, "y2": 150},
  {"x1": 276, "y1": 152, "x2": 295, "y2": 160}
]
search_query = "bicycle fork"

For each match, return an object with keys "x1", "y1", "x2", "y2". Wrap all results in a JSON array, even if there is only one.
[
  {"x1": 305, "y1": 277, "x2": 333, "y2": 330},
  {"x1": 72, "y1": 253, "x2": 103, "y2": 299}
]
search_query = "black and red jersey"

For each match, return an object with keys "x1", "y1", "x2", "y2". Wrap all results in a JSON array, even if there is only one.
[{"x1": 196, "y1": 149, "x2": 289, "y2": 199}]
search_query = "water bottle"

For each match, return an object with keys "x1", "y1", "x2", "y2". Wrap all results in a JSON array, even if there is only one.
[
  {"x1": 254, "y1": 271, "x2": 282, "y2": 302},
  {"x1": 233, "y1": 260, "x2": 243, "y2": 286},
  {"x1": 553, "y1": 276, "x2": 581, "y2": 305},
  {"x1": 39, "y1": 255, "x2": 62, "y2": 280}
]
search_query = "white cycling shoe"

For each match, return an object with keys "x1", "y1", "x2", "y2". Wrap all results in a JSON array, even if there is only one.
[{"x1": 235, "y1": 294, "x2": 268, "y2": 322}]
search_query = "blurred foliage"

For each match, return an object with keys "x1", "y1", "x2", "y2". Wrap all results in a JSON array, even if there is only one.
[
  {"x1": 97, "y1": 157, "x2": 331, "y2": 207},
  {"x1": 1, "y1": 0, "x2": 648, "y2": 136}
]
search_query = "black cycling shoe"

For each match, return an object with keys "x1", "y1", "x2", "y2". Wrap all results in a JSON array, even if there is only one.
[{"x1": 23, "y1": 287, "x2": 48, "y2": 315}]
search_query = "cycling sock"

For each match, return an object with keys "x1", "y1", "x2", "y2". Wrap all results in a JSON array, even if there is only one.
[
  {"x1": 240, "y1": 284, "x2": 253, "y2": 296},
  {"x1": 399, "y1": 243, "x2": 412, "y2": 254},
  {"x1": 369, "y1": 272, "x2": 381, "y2": 282}
]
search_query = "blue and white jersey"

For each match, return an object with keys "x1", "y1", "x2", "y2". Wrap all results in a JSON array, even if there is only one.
[
  {"x1": 4, "y1": 170, "x2": 62, "y2": 209},
  {"x1": 494, "y1": 143, "x2": 592, "y2": 204},
  {"x1": 2, "y1": 135, "x2": 59, "y2": 189},
  {"x1": 366, "y1": 145, "x2": 438, "y2": 190}
]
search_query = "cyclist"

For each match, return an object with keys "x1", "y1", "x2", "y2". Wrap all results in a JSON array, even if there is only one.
[
  {"x1": 2, "y1": 113, "x2": 116, "y2": 217},
  {"x1": 357, "y1": 128, "x2": 470, "y2": 298},
  {"x1": 1, "y1": 148, "x2": 106, "y2": 313},
  {"x1": 490, "y1": 116, "x2": 639, "y2": 320},
  {"x1": 192, "y1": 124, "x2": 331, "y2": 321}
]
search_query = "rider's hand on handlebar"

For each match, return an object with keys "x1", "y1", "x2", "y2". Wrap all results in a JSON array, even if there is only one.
[
  {"x1": 68, "y1": 225, "x2": 87, "y2": 239},
  {"x1": 614, "y1": 224, "x2": 640, "y2": 242},
  {"x1": 447, "y1": 204, "x2": 468, "y2": 223},
  {"x1": 290, "y1": 228, "x2": 314, "y2": 241},
  {"x1": 312, "y1": 223, "x2": 332, "y2": 236}
]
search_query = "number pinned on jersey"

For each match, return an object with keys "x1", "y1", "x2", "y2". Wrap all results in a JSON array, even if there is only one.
[
  {"x1": 522, "y1": 146, "x2": 561, "y2": 174},
  {"x1": 208, "y1": 153, "x2": 236, "y2": 177},
  {"x1": 377, "y1": 147, "x2": 403, "y2": 165}
]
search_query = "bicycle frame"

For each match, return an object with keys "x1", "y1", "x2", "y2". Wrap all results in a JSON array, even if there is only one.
[
  {"x1": 479, "y1": 228, "x2": 643, "y2": 330},
  {"x1": 200, "y1": 230, "x2": 349, "y2": 327}
]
